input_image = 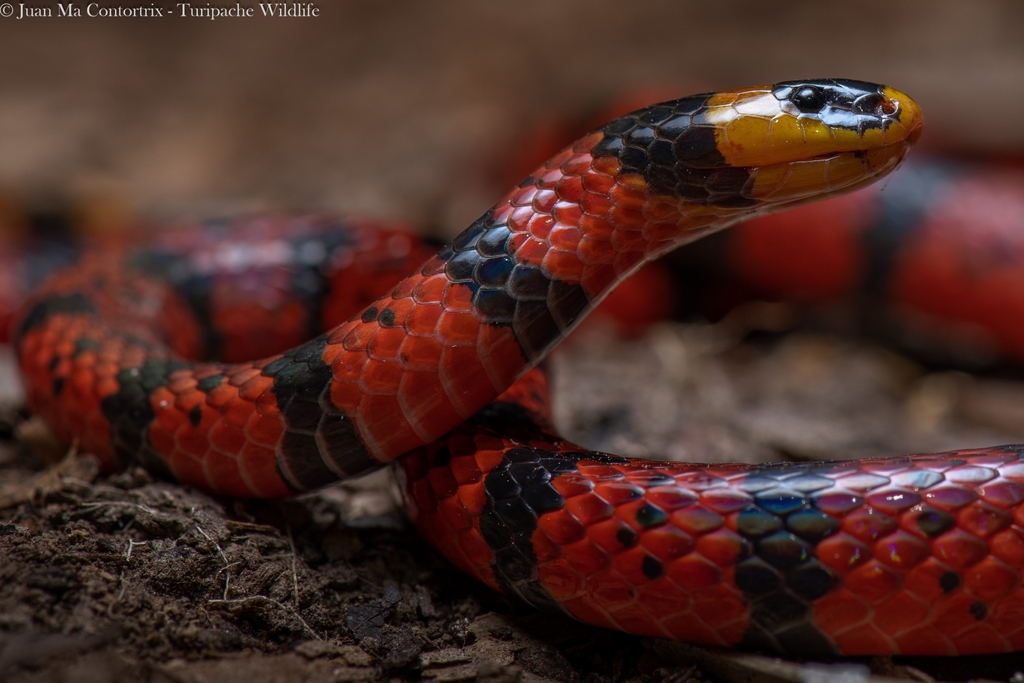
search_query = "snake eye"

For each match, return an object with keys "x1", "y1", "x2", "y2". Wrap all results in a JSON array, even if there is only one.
[{"x1": 790, "y1": 87, "x2": 827, "y2": 113}]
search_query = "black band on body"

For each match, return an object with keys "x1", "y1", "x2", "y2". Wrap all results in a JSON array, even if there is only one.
[
  {"x1": 124, "y1": 218, "x2": 363, "y2": 360},
  {"x1": 439, "y1": 212, "x2": 592, "y2": 361},
  {"x1": 99, "y1": 357, "x2": 188, "y2": 480},
  {"x1": 858, "y1": 160, "x2": 953, "y2": 305},
  {"x1": 479, "y1": 446, "x2": 628, "y2": 616},
  {"x1": 591, "y1": 94, "x2": 757, "y2": 208},
  {"x1": 16, "y1": 293, "x2": 97, "y2": 345},
  {"x1": 731, "y1": 463, "x2": 844, "y2": 655},
  {"x1": 261, "y1": 334, "x2": 374, "y2": 491}
]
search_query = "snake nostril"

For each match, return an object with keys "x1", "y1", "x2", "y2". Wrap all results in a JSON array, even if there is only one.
[{"x1": 854, "y1": 93, "x2": 897, "y2": 117}]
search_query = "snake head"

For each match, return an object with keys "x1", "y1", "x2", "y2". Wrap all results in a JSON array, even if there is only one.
[{"x1": 591, "y1": 79, "x2": 923, "y2": 229}]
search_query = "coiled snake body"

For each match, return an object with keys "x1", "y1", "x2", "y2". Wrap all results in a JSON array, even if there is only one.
[{"x1": 17, "y1": 80, "x2": 1023, "y2": 656}]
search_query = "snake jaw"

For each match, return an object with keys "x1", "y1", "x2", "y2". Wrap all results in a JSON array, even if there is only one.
[{"x1": 744, "y1": 138, "x2": 915, "y2": 208}]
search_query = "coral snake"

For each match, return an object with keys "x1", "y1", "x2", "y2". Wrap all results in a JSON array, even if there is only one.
[{"x1": 14, "y1": 79, "x2": 1024, "y2": 657}]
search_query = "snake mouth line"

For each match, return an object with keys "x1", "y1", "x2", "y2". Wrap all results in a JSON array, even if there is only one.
[
  {"x1": 776, "y1": 131, "x2": 919, "y2": 168},
  {"x1": 739, "y1": 140, "x2": 914, "y2": 213}
]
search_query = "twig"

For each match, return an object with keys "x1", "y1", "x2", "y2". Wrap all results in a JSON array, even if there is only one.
[
  {"x1": 195, "y1": 524, "x2": 229, "y2": 565},
  {"x1": 80, "y1": 501, "x2": 159, "y2": 516},
  {"x1": 214, "y1": 561, "x2": 241, "y2": 601},
  {"x1": 285, "y1": 520, "x2": 300, "y2": 608},
  {"x1": 282, "y1": 509, "x2": 318, "y2": 640},
  {"x1": 124, "y1": 539, "x2": 142, "y2": 563},
  {"x1": 195, "y1": 524, "x2": 233, "y2": 599}
]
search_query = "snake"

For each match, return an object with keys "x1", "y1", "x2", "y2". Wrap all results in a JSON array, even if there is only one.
[{"x1": 15, "y1": 79, "x2": 1024, "y2": 657}]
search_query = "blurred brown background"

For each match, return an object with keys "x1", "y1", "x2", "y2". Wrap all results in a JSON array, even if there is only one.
[{"x1": 0, "y1": 0, "x2": 1021, "y2": 234}]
